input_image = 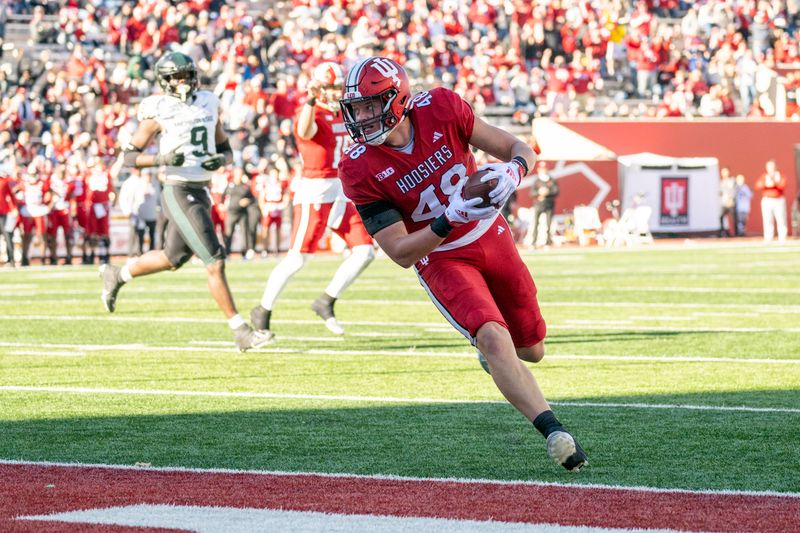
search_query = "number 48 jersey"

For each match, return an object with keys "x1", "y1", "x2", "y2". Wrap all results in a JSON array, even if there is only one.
[
  {"x1": 339, "y1": 87, "x2": 491, "y2": 250},
  {"x1": 137, "y1": 90, "x2": 219, "y2": 183}
]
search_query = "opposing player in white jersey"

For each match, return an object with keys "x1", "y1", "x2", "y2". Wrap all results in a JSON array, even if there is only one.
[
  {"x1": 250, "y1": 62, "x2": 375, "y2": 338},
  {"x1": 99, "y1": 51, "x2": 270, "y2": 352}
]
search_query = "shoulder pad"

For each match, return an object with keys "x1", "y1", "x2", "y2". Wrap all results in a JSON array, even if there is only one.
[{"x1": 137, "y1": 95, "x2": 164, "y2": 121}]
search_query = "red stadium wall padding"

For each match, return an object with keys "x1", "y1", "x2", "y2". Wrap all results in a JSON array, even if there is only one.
[
  {"x1": 517, "y1": 160, "x2": 618, "y2": 219},
  {"x1": 559, "y1": 120, "x2": 799, "y2": 236}
]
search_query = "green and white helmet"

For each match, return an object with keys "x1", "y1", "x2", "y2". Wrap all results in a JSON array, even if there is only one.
[{"x1": 155, "y1": 51, "x2": 198, "y2": 101}]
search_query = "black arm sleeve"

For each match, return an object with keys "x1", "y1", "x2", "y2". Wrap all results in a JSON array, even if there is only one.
[
  {"x1": 122, "y1": 144, "x2": 144, "y2": 167},
  {"x1": 216, "y1": 139, "x2": 232, "y2": 155},
  {"x1": 355, "y1": 200, "x2": 404, "y2": 236}
]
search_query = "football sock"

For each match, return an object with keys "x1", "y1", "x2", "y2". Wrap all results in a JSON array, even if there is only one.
[
  {"x1": 260, "y1": 251, "x2": 306, "y2": 310},
  {"x1": 120, "y1": 265, "x2": 133, "y2": 283},
  {"x1": 533, "y1": 410, "x2": 565, "y2": 438},
  {"x1": 311, "y1": 292, "x2": 336, "y2": 320},
  {"x1": 227, "y1": 314, "x2": 246, "y2": 330},
  {"x1": 324, "y1": 244, "x2": 375, "y2": 298}
]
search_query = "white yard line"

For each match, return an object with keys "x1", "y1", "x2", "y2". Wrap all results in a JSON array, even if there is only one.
[
  {"x1": 2, "y1": 314, "x2": 800, "y2": 332},
  {"x1": 1, "y1": 342, "x2": 799, "y2": 365},
  {"x1": 3, "y1": 458, "x2": 799, "y2": 498},
  {"x1": 0, "y1": 385, "x2": 798, "y2": 414},
  {"x1": 190, "y1": 337, "x2": 344, "y2": 345},
  {"x1": 563, "y1": 319, "x2": 633, "y2": 325},
  {"x1": 629, "y1": 316, "x2": 696, "y2": 322},
  {"x1": 4, "y1": 291, "x2": 800, "y2": 315},
  {"x1": 548, "y1": 324, "x2": 800, "y2": 332},
  {"x1": 7, "y1": 350, "x2": 87, "y2": 357}
]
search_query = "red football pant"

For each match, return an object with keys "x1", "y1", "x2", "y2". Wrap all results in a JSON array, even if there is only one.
[
  {"x1": 262, "y1": 213, "x2": 282, "y2": 230},
  {"x1": 415, "y1": 216, "x2": 546, "y2": 348},
  {"x1": 87, "y1": 209, "x2": 109, "y2": 237},
  {"x1": 48, "y1": 210, "x2": 71, "y2": 236},
  {"x1": 21, "y1": 215, "x2": 47, "y2": 235},
  {"x1": 74, "y1": 205, "x2": 88, "y2": 230},
  {"x1": 290, "y1": 201, "x2": 372, "y2": 254}
]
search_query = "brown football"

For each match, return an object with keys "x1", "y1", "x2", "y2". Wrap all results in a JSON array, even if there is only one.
[{"x1": 462, "y1": 169, "x2": 498, "y2": 208}]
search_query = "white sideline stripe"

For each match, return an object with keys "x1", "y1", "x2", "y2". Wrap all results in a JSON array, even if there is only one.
[
  {"x1": 1, "y1": 386, "x2": 799, "y2": 414},
  {"x1": 19, "y1": 505, "x2": 629, "y2": 533},
  {"x1": 629, "y1": 316, "x2": 695, "y2": 322},
  {"x1": 3, "y1": 458, "x2": 800, "y2": 499},
  {"x1": 2, "y1": 293, "x2": 798, "y2": 310},
  {"x1": 692, "y1": 312, "x2": 761, "y2": 317},
  {"x1": 563, "y1": 319, "x2": 632, "y2": 325},
  {"x1": 3, "y1": 314, "x2": 800, "y2": 332},
  {"x1": 7, "y1": 350, "x2": 87, "y2": 357},
  {"x1": 191, "y1": 337, "x2": 345, "y2": 345},
  {"x1": 576, "y1": 286, "x2": 800, "y2": 294},
  {"x1": 552, "y1": 324, "x2": 800, "y2": 332},
  {"x1": 1, "y1": 342, "x2": 800, "y2": 365}
]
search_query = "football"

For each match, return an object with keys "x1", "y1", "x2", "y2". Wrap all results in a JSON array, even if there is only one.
[{"x1": 462, "y1": 169, "x2": 498, "y2": 208}]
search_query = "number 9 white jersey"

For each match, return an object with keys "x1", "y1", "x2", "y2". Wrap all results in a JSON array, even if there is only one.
[{"x1": 137, "y1": 90, "x2": 220, "y2": 183}]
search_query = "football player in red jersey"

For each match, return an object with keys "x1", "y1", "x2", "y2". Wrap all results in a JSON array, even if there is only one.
[
  {"x1": 46, "y1": 166, "x2": 75, "y2": 265},
  {"x1": 18, "y1": 160, "x2": 51, "y2": 266},
  {"x1": 338, "y1": 57, "x2": 587, "y2": 472},
  {"x1": 85, "y1": 157, "x2": 115, "y2": 264},
  {"x1": 250, "y1": 62, "x2": 375, "y2": 337}
]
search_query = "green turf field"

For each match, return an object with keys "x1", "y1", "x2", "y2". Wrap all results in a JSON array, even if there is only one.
[{"x1": 1, "y1": 242, "x2": 799, "y2": 493}]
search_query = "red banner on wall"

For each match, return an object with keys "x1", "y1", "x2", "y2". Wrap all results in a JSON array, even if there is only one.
[{"x1": 660, "y1": 177, "x2": 689, "y2": 226}]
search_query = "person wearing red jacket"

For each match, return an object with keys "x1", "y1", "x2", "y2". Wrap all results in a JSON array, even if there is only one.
[
  {"x1": 755, "y1": 160, "x2": 788, "y2": 243},
  {"x1": 0, "y1": 172, "x2": 17, "y2": 265}
]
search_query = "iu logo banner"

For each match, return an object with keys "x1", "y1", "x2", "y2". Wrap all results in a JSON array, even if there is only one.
[{"x1": 660, "y1": 177, "x2": 688, "y2": 226}]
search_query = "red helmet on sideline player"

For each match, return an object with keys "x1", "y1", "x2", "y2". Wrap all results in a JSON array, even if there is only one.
[
  {"x1": 311, "y1": 62, "x2": 344, "y2": 112},
  {"x1": 340, "y1": 56, "x2": 410, "y2": 146}
]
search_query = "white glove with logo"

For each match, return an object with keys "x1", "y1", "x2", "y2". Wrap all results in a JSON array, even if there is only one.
[
  {"x1": 478, "y1": 160, "x2": 525, "y2": 207},
  {"x1": 444, "y1": 180, "x2": 499, "y2": 226}
]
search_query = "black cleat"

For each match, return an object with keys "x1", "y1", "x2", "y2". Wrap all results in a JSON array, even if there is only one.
[
  {"x1": 311, "y1": 295, "x2": 344, "y2": 335},
  {"x1": 250, "y1": 305, "x2": 272, "y2": 332},
  {"x1": 100, "y1": 264, "x2": 124, "y2": 313},
  {"x1": 546, "y1": 431, "x2": 589, "y2": 472}
]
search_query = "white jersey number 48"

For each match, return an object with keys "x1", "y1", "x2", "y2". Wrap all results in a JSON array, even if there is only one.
[{"x1": 410, "y1": 163, "x2": 466, "y2": 222}]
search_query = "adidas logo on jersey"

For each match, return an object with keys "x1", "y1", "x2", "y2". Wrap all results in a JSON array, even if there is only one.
[
  {"x1": 432, "y1": 131, "x2": 443, "y2": 143},
  {"x1": 497, "y1": 225, "x2": 505, "y2": 235}
]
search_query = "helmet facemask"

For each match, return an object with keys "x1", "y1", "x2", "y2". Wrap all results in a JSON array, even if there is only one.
[
  {"x1": 340, "y1": 88, "x2": 402, "y2": 146},
  {"x1": 161, "y1": 69, "x2": 198, "y2": 102}
]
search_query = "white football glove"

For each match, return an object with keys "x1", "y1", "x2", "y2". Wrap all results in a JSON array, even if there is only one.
[
  {"x1": 478, "y1": 160, "x2": 525, "y2": 207},
  {"x1": 444, "y1": 180, "x2": 499, "y2": 226}
]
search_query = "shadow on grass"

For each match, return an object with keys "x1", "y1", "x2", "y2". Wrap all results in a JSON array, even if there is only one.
[
  {"x1": 547, "y1": 331, "x2": 716, "y2": 344},
  {"x1": 1, "y1": 390, "x2": 798, "y2": 493}
]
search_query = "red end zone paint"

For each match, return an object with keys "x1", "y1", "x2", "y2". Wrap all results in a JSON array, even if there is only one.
[{"x1": 1, "y1": 463, "x2": 798, "y2": 532}]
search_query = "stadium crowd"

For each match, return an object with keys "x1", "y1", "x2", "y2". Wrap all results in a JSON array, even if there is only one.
[{"x1": 0, "y1": 0, "x2": 799, "y2": 265}]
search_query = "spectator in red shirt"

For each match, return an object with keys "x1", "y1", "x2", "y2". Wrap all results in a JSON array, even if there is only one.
[
  {"x1": 755, "y1": 159, "x2": 788, "y2": 243},
  {"x1": 0, "y1": 172, "x2": 17, "y2": 265},
  {"x1": 267, "y1": 78, "x2": 301, "y2": 124}
]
